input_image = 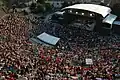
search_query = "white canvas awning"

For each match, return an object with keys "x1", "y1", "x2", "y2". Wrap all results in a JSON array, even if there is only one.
[
  {"x1": 37, "y1": 32, "x2": 60, "y2": 45},
  {"x1": 62, "y1": 4, "x2": 112, "y2": 17},
  {"x1": 102, "y1": 14, "x2": 117, "y2": 24}
]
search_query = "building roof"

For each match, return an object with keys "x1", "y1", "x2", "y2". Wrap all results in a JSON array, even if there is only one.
[{"x1": 62, "y1": 4, "x2": 112, "y2": 17}]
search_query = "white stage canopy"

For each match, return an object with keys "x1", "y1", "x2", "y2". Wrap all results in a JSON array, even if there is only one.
[
  {"x1": 103, "y1": 13, "x2": 117, "y2": 24},
  {"x1": 37, "y1": 32, "x2": 60, "y2": 45},
  {"x1": 55, "y1": 11, "x2": 65, "y2": 15},
  {"x1": 62, "y1": 4, "x2": 112, "y2": 17}
]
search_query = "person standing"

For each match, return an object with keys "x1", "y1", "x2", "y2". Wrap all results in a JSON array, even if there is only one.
[{"x1": 12, "y1": 4, "x2": 16, "y2": 13}]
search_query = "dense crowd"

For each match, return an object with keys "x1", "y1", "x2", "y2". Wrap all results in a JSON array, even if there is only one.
[
  {"x1": 0, "y1": 14, "x2": 120, "y2": 80},
  {"x1": 56, "y1": 24, "x2": 120, "y2": 80}
]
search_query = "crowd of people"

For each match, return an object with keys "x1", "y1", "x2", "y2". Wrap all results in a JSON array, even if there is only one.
[{"x1": 0, "y1": 14, "x2": 120, "y2": 80}]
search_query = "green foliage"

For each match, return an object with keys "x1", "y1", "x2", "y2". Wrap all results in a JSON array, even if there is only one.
[
  {"x1": 37, "y1": 4, "x2": 45, "y2": 12},
  {"x1": 0, "y1": 0, "x2": 8, "y2": 6},
  {"x1": 31, "y1": 3, "x2": 45, "y2": 13},
  {"x1": 30, "y1": 0, "x2": 52, "y2": 13},
  {"x1": 37, "y1": 0, "x2": 45, "y2": 4},
  {"x1": 45, "y1": 3, "x2": 52, "y2": 11},
  {"x1": 62, "y1": 1, "x2": 69, "y2": 8},
  {"x1": 30, "y1": 3, "x2": 36, "y2": 10},
  {"x1": 112, "y1": 3, "x2": 120, "y2": 16}
]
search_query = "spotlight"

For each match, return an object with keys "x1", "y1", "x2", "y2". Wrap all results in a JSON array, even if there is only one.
[
  {"x1": 90, "y1": 14, "x2": 93, "y2": 16},
  {"x1": 70, "y1": 10, "x2": 72, "y2": 13},
  {"x1": 82, "y1": 13, "x2": 84, "y2": 15},
  {"x1": 76, "y1": 12, "x2": 78, "y2": 14}
]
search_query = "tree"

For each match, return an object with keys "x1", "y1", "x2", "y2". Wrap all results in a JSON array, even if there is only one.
[
  {"x1": 61, "y1": 1, "x2": 69, "y2": 8},
  {"x1": 7, "y1": 0, "x2": 16, "y2": 8},
  {"x1": 0, "y1": 0, "x2": 8, "y2": 6},
  {"x1": 30, "y1": 2, "x2": 36, "y2": 10},
  {"x1": 32, "y1": 4, "x2": 45, "y2": 13},
  {"x1": 37, "y1": 0, "x2": 45, "y2": 4},
  {"x1": 109, "y1": 0, "x2": 120, "y2": 7},
  {"x1": 45, "y1": 3, "x2": 52, "y2": 11},
  {"x1": 112, "y1": 3, "x2": 120, "y2": 16}
]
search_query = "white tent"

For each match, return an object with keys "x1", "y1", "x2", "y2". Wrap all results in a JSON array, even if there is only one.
[
  {"x1": 103, "y1": 13, "x2": 117, "y2": 24},
  {"x1": 62, "y1": 4, "x2": 112, "y2": 17},
  {"x1": 113, "y1": 21, "x2": 120, "y2": 25},
  {"x1": 37, "y1": 32, "x2": 60, "y2": 45}
]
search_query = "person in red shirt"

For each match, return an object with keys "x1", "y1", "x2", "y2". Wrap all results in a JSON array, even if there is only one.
[
  {"x1": 9, "y1": 73, "x2": 15, "y2": 78},
  {"x1": 46, "y1": 56, "x2": 51, "y2": 62},
  {"x1": 55, "y1": 57, "x2": 61, "y2": 64},
  {"x1": 40, "y1": 54, "x2": 45, "y2": 59},
  {"x1": 8, "y1": 77, "x2": 16, "y2": 80}
]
